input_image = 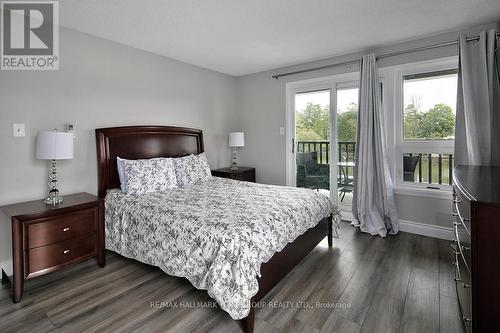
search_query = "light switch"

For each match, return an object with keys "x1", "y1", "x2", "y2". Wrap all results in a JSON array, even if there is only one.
[
  {"x1": 279, "y1": 127, "x2": 285, "y2": 135},
  {"x1": 13, "y1": 124, "x2": 25, "y2": 137}
]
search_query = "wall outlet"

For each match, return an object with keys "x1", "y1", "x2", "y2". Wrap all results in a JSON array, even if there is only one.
[
  {"x1": 279, "y1": 127, "x2": 285, "y2": 135},
  {"x1": 13, "y1": 124, "x2": 25, "y2": 137}
]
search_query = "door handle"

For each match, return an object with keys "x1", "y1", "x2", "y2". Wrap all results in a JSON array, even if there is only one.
[{"x1": 292, "y1": 138, "x2": 295, "y2": 153}]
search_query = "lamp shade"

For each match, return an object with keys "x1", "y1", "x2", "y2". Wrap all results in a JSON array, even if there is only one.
[
  {"x1": 228, "y1": 132, "x2": 245, "y2": 147},
  {"x1": 36, "y1": 131, "x2": 74, "y2": 160}
]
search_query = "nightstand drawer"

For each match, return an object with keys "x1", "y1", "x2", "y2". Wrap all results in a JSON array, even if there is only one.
[
  {"x1": 25, "y1": 208, "x2": 97, "y2": 250},
  {"x1": 211, "y1": 167, "x2": 256, "y2": 182},
  {"x1": 25, "y1": 233, "x2": 97, "y2": 278},
  {"x1": 230, "y1": 172, "x2": 255, "y2": 182}
]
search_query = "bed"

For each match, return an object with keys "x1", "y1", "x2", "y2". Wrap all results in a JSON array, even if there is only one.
[{"x1": 95, "y1": 126, "x2": 340, "y2": 332}]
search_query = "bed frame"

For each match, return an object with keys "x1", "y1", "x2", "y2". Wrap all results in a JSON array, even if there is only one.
[{"x1": 95, "y1": 126, "x2": 333, "y2": 333}]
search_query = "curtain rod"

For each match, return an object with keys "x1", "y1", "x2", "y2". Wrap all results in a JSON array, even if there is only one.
[{"x1": 271, "y1": 32, "x2": 500, "y2": 79}]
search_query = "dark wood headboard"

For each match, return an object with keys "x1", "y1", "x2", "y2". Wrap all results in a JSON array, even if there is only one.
[{"x1": 95, "y1": 126, "x2": 204, "y2": 198}]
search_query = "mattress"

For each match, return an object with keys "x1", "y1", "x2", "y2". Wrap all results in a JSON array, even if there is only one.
[{"x1": 105, "y1": 176, "x2": 340, "y2": 319}]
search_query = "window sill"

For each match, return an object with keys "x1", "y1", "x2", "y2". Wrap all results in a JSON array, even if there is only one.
[{"x1": 394, "y1": 186, "x2": 452, "y2": 200}]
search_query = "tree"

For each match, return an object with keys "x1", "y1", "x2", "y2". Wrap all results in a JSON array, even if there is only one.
[
  {"x1": 296, "y1": 102, "x2": 359, "y2": 142},
  {"x1": 296, "y1": 102, "x2": 329, "y2": 141},
  {"x1": 419, "y1": 103, "x2": 455, "y2": 139},
  {"x1": 403, "y1": 103, "x2": 421, "y2": 139},
  {"x1": 337, "y1": 102, "x2": 358, "y2": 141}
]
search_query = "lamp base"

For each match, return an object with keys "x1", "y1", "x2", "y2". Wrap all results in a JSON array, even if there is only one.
[
  {"x1": 45, "y1": 188, "x2": 63, "y2": 205},
  {"x1": 231, "y1": 148, "x2": 239, "y2": 171},
  {"x1": 44, "y1": 160, "x2": 63, "y2": 205},
  {"x1": 45, "y1": 195, "x2": 63, "y2": 205}
]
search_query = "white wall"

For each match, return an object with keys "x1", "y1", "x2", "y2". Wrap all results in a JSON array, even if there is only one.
[
  {"x1": 0, "y1": 27, "x2": 237, "y2": 272},
  {"x1": 235, "y1": 23, "x2": 497, "y2": 230}
]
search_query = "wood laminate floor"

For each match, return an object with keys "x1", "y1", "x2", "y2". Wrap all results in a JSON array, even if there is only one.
[{"x1": 0, "y1": 221, "x2": 463, "y2": 333}]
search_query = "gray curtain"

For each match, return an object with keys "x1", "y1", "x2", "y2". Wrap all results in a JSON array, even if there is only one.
[
  {"x1": 455, "y1": 29, "x2": 500, "y2": 166},
  {"x1": 351, "y1": 53, "x2": 398, "y2": 237}
]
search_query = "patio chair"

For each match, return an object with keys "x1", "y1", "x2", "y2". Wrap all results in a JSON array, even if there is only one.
[
  {"x1": 296, "y1": 151, "x2": 329, "y2": 190},
  {"x1": 337, "y1": 164, "x2": 354, "y2": 202},
  {"x1": 403, "y1": 155, "x2": 421, "y2": 182}
]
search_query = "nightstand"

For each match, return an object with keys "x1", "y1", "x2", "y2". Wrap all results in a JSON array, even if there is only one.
[
  {"x1": 211, "y1": 167, "x2": 256, "y2": 182},
  {"x1": 0, "y1": 193, "x2": 104, "y2": 303}
]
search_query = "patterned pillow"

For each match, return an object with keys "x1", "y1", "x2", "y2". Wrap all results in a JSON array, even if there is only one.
[
  {"x1": 193, "y1": 152, "x2": 212, "y2": 181},
  {"x1": 122, "y1": 157, "x2": 177, "y2": 195},
  {"x1": 173, "y1": 153, "x2": 212, "y2": 188},
  {"x1": 172, "y1": 155, "x2": 198, "y2": 188}
]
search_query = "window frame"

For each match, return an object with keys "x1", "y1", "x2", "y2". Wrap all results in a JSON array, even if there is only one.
[{"x1": 387, "y1": 57, "x2": 458, "y2": 196}]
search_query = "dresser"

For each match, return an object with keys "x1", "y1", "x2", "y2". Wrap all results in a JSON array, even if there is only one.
[
  {"x1": 0, "y1": 193, "x2": 105, "y2": 303},
  {"x1": 452, "y1": 165, "x2": 500, "y2": 333},
  {"x1": 211, "y1": 167, "x2": 256, "y2": 182}
]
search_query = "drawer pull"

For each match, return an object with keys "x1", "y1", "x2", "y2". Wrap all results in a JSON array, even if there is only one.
[
  {"x1": 453, "y1": 203, "x2": 471, "y2": 223},
  {"x1": 462, "y1": 245, "x2": 470, "y2": 251},
  {"x1": 463, "y1": 316, "x2": 471, "y2": 322},
  {"x1": 453, "y1": 199, "x2": 461, "y2": 204},
  {"x1": 63, "y1": 249, "x2": 70, "y2": 254},
  {"x1": 454, "y1": 277, "x2": 462, "y2": 283},
  {"x1": 463, "y1": 283, "x2": 471, "y2": 288},
  {"x1": 63, "y1": 227, "x2": 70, "y2": 232}
]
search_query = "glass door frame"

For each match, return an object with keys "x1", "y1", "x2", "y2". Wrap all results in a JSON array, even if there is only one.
[
  {"x1": 285, "y1": 72, "x2": 360, "y2": 213},
  {"x1": 335, "y1": 80, "x2": 360, "y2": 213}
]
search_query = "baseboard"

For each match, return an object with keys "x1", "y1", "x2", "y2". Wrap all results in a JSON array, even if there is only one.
[
  {"x1": 0, "y1": 260, "x2": 12, "y2": 277},
  {"x1": 398, "y1": 219, "x2": 453, "y2": 240},
  {"x1": 340, "y1": 209, "x2": 452, "y2": 240}
]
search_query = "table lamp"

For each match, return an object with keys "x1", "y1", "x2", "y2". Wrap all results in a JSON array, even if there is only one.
[
  {"x1": 228, "y1": 132, "x2": 244, "y2": 170},
  {"x1": 36, "y1": 131, "x2": 74, "y2": 204}
]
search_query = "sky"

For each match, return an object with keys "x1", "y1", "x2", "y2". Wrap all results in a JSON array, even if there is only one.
[
  {"x1": 294, "y1": 74, "x2": 458, "y2": 114},
  {"x1": 404, "y1": 74, "x2": 457, "y2": 113},
  {"x1": 295, "y1": 89, "x2": 357, "y2": 114}
]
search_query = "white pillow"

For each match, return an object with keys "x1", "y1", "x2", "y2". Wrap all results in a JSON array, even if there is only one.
[
  {"x1": 122, "y1": 157, "x2": 178, "y2": 195},
  {"x1": 116, "y1": 157, "x2": 127, "y2": 192}
]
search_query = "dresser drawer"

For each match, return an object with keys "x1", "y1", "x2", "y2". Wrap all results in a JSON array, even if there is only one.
[
  {"x1": 455, "y1": 253, "x2": 472, "y2": 332},
  {"x1": 453, "y1": 220, "x2": 471, "y2": 272},
  {"x1": 25, "y1": 233, "x2": 97, "y2": 278},
  {"x1": 24, "y1": 208, "x2": 97, "y2": 250},
  {"x1": 453, "y1": 186, "x2": 471, "y2": 232}
]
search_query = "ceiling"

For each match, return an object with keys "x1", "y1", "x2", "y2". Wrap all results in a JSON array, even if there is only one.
[{"x1": 60, "y1": 0, "x2": 500, "y2": 76}]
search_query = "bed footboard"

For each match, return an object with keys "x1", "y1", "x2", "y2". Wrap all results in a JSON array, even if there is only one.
[{"x1": 241, "y1": 214, "x2": 332, "y2": 333}]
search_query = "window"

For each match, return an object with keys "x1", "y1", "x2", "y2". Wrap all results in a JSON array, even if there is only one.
[
  {"x1": 393, "y1": 59, "x2": 458, "y2": 192},
  {"x1": 403, "y1": 70, "x2": 457, "y2": 140}
]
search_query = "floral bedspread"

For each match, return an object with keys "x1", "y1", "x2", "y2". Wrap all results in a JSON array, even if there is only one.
[{"x1": 105, "y1": 177, "x2": 340, "y2": 319}]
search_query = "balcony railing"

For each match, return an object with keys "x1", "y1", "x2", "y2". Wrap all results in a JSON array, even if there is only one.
[
  {"x1": 296, "y1": 141, "x2": 355, "y2": 180},
  {"x1": 296, "y1": 141, "x2": 356, "y2": 164},
  {"x1": 403, "y1": 153, "x2": 454, "y2": 185},
  {"x1": 297, "y1": 141, "x2": 453, "y2": 186}
]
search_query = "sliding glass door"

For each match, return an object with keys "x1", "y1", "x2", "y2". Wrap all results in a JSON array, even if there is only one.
[
  {"x1": 294, "y1": 90, "x2": 331, "y2": 197},
  {"x1": 287, "y1": 73, "x2": 359, "y2": 216},
  {"x1": 336, "y1": 85, "x2": 359, "y2": 210}
]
